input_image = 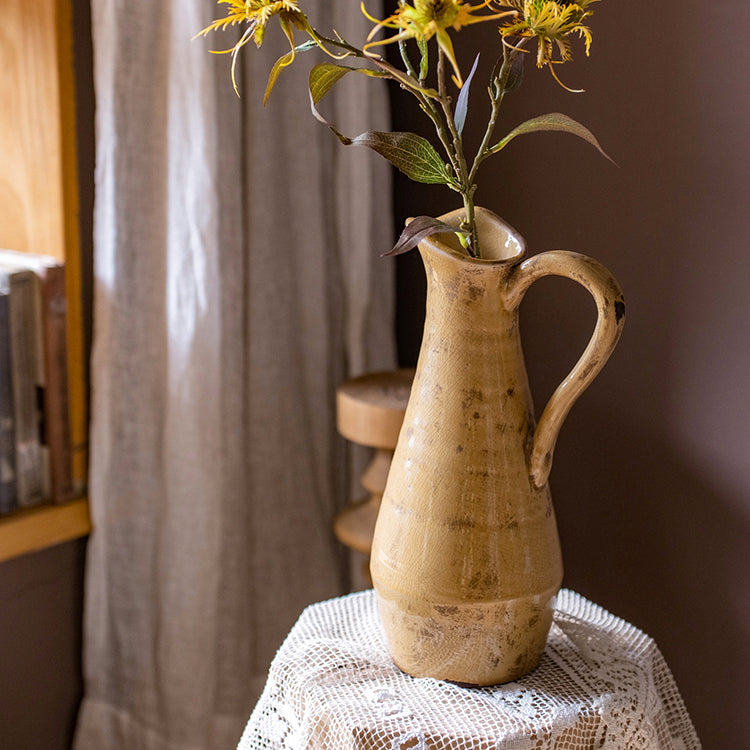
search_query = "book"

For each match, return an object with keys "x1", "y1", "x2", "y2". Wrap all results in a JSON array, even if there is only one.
[
  {"x1": 0, "y1": 250, "x2": 73, "y2": 504},
  {"x1": 0, "y1": 265, "x2": 44, "y2": 507},
  {"x1": 0, "y1": 289, "x2": 17, "y2": 514}
]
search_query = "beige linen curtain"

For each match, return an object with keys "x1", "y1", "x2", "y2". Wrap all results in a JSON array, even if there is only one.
[{"x1": 73, "y1": 2, "x2": 394, "y2": 748}]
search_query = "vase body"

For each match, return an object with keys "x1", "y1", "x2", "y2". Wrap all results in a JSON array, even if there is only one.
[{"x1": 371, "y1": 207, "x2": 624, "y2": 685}]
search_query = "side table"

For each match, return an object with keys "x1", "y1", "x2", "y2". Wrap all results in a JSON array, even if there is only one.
[
  {"x1": 334, "y1": 370, "x2": 413, "y2": 567},
  {"x1": 238, "y1": 590, "x2": 701, "y2": 750}
]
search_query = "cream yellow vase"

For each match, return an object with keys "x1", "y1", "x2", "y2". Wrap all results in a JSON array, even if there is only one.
[{"x1": 370, "y1": 207, "x2": 625, "y2": 685}]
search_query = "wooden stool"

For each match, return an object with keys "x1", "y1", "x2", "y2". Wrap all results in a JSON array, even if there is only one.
[{"x1": 334, "y1": 369, "x2": 414, "y2": 562}]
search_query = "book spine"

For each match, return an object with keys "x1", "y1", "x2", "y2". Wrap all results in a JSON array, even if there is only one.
[
  {"x1": 5, "y1": 271, "x2": 44, "y2": 507},
  {"x1": 38, "y1": 265, "x2": 73, "y2": 503},
  {"x1": 0, "y1": 292, "x2": 17, "y2": 514},
  {"x1": 64, "y1": 253, "x2": 87, "y2": 498}
]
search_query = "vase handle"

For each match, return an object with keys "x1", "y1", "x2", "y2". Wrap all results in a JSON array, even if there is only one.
[{"x1": 507, "y1": 251, "x2": 625, "y2": 489}]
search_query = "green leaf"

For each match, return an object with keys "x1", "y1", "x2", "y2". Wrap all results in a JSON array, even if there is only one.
[
  {"x1": 309, "y1": 62, "x2": 388, "y2": 105},
  {"x1": 489, "y1": 113, "x2": 614, "y2": 162},
  {"x1": 309, "y1": 63, "x2": 352, "y2": 104},
  {"x1": 348, "y1": 131, "x2": 456, "y2": 185},
  {"x1": 382, "y1": 216, "x2": 466, "y2": 257},
  {"x1": 264, "y1": 40, "x2": 317, "y2": 105}
]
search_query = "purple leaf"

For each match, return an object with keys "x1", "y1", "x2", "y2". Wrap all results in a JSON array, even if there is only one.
[
  {"x1": 455, "y1": 54, "x2": 480, "y2": 136},
  {"x1": 382, "y1": 216, "x2": 463, "y2": 257}
]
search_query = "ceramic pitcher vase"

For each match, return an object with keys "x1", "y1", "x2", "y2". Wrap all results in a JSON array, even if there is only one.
[{"x1": 370, "y1": 207, "x2": 625, "y2": 685}]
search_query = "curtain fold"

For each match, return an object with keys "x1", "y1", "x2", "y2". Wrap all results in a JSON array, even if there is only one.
[{"x1": 74, "y1": 2, "x2": 394, "y2": 748}]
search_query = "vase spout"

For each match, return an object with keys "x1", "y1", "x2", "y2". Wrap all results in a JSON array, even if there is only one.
[{"x1": 419, "y1": 206, "x2": 526, "y2": 264}]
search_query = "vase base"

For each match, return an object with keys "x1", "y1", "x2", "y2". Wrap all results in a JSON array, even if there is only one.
[{"x1": 374, "y1": 584, "x2": 559, "y2": 686}]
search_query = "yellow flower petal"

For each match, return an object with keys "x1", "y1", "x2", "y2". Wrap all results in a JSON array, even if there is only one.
[{"x1": 499, "y1": 0, "x2": 598, "y2": 87}]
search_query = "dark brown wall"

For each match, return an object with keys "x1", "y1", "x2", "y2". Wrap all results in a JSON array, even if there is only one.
[
  {"x1": 393, "y1": 6, "x2": 750, "y2": 749},
  {"x1": 0, "y1": 541, "x2": 86, "y2": 750}
]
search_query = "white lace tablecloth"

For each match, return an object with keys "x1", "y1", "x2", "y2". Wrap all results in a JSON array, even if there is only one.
[{"x1": 238, "y1": 589, "x2": 701, "y2": 750}]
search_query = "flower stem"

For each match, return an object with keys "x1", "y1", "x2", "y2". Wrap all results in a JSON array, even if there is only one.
[
  {"x1": 437, "y1": 49, "x2": 480, "y2": 257},
  {"x1": 461, "y1": 190, "x2": 479, "y2": 256},
  {"x1": 398, "y1": 39, "x2": 418, "y2": 80},
  {"x1": 469, "y1": 38, "x2": 528, "y2": 186}
]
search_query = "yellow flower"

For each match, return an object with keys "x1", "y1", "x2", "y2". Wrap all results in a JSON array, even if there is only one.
[
  {"x1": 499, "y1": 0, "x2": 597, "y2": 88},
  {"x1": 363, "y1": 0, "x2": 512, "y2": 86},
  {"x1": 196, "y1": 0, "x2": 310, "y2": 93}
]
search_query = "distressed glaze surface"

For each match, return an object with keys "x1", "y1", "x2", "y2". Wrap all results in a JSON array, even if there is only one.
[{"x1": 371, "y1": 207, "x2": 624, "y2": 685}]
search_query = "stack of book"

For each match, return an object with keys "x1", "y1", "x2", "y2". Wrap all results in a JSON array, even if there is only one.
[{"x1": 0, "y1": 250, "x2": 73, "y2": 514}]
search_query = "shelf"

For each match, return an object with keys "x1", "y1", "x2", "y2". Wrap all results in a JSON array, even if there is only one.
[
  {"x1": 0, "y1": 1, "x2": 91, "y2": 569},
  {"x1": 0, "y1": 497, "x2": 91, "y2": 564}
]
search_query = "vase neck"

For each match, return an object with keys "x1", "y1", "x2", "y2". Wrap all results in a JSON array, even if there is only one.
[{"x1": 417, "y1": 207, "x2": 526, "y2": 317}]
